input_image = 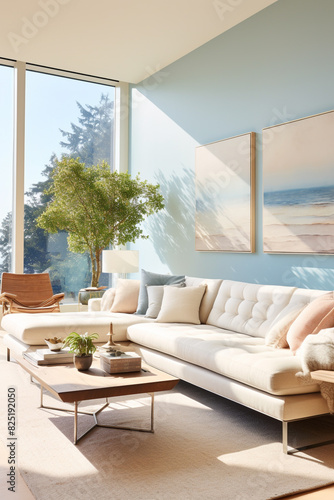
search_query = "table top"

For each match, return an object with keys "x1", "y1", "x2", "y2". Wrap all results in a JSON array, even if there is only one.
[
  {"x1": 311, "y1": 370, "x2": 334, "y2": 384},
  {"x1": 14, "y1": 354, "x2": 179, "y2": 403}
]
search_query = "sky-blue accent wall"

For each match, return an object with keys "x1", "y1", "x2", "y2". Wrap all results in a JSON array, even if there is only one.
[{"x1": 129, "y1": 0, "x2": 334, "y2": 290}]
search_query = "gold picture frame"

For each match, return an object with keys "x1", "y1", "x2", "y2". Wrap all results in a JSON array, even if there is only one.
[
  {"x1": 263, "y1": 109, "x2": 334, "y2": 254},
  {"x1": 195, "y1": 132, "x2": 255, "y2": 252}
]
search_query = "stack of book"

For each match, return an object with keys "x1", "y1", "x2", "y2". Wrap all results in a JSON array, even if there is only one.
[{"x1": 23, "y1": 348, "x2": 73, "y2": 366}]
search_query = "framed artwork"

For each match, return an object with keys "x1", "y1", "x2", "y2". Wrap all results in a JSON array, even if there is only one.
[
  {"x1": 195, "y1": 132, "x2": 255, "y2": 252},
  {"x1": 263, "y1": 109, "x2": 334, "y2": 254}
]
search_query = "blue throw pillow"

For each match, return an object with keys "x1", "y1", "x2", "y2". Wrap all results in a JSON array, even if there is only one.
[{"x1": 136, "y1": 269, "x2": 185, "y2": 315}]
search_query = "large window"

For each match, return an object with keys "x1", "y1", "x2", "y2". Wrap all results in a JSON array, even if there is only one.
[
  {"x1": 0, "y1": 65, "x2": 14, "y2": 273},
  {"x1": 24, "y1": 71, "x2": 115, "y2": 301},
  {"x1": 0, "y1": 61, "x2": 122, "y2": 303}
]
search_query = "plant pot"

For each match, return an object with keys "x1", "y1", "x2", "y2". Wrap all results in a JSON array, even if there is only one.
[
  {"x1": 78, "y1": 289, "x2": 106, "y2": 305},
  {"x1": 74, "y1": 354, "x2": 93, "y2": 371}
]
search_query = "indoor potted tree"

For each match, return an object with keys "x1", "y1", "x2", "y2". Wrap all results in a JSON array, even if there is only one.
[
  {"x1": 36, "y1": 157, "x2": 165, "y2": 288},
  {"x1": 63, "y1": 331, "x2": 99, "y2": 371}
]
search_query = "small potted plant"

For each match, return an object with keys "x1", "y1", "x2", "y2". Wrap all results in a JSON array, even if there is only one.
[{"x1": 63, "y1": 331, "x2": 99, "y2": 371}]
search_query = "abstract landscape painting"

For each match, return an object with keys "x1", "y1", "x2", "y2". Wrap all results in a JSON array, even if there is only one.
[
  {"x1": 263, "y1": 110, "x2": 334, "y2": 254},
  {"x1": 195, "y1": 132, "x2": 255, "y2": 252}
]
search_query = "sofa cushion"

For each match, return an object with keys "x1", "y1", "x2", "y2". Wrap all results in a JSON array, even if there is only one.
[
  {"x1": 1, "y1": 311, "x2": 154, "y2": 345},
  {"x1": 136, "y1": 269, "x2": 185, "y2": 315},
  {"x1": 110, "y1": 279, "x2": 140, "y2": 313},
  {"x1": 207, "y1": 280, "x2": 329, "y2": 339},
  {"x1": 207, "y1": 280, "x2": 297, "y2": 338},
  {"x1": 156, "y1": 285, "x2": 207, "y2": 324},
  {"x1": 185, "y1": 276, "x2": 222, "y2": 323},
  {"x1": 287, "y1": 292, "x2": 334, "y2": 353},
  {"x1": 127, "y1": 323, "x2": 319, "y2": 396}
]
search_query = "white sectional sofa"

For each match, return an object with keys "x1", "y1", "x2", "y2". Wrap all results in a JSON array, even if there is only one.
[{"x1": 2, "y1": 274, "x2": 333, "y2": 453}]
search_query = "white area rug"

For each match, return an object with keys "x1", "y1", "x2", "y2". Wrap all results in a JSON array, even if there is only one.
[{"x1": 1, "y1": 353, "x2": 334, "y2": 500}]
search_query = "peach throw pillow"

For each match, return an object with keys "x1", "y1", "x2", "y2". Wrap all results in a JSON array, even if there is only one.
[
  {"x1": 110, "y1": 279, "x2": 140, "y2": 313},
  {"x1": 287, "y1": 292, "x2": 334, "y2": 353}
]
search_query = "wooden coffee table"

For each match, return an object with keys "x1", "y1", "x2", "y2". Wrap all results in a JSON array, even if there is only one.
[
  {"x1": 311, "y1": 370, "x2": 334, "y2": 384},
  {"x1": 14, "y1": 354, "x2": 179, "y2": 444}
]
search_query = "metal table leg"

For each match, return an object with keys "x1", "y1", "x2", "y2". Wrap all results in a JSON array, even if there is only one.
[{"x1": 39, "y1": 387, "x2": 155, "y2": 444}]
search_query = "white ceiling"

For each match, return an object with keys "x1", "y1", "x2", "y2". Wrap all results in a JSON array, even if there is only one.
[{"x1": 0, "y1": 0, "x2": 277, "y2": 83}]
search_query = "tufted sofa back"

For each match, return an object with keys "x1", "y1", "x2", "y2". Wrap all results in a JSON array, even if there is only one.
[{"x1": 206, "y1": 280, "x2": 328, "y2": 338}]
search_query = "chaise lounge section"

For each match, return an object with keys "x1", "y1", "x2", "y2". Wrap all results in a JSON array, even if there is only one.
[{"x1": 2, "y1": 273, "x2": 333, "y2": 453}]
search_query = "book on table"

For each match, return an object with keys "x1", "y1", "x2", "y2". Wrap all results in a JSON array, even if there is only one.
[
  {"x1": 23, "y1": 348, "x2": 73, "y2": 366},
  {"x1": 36, "y1": 348, "x2": 72, "y2": 359}
]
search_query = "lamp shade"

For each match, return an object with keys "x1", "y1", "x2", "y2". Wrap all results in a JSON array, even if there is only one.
[{"x1": 102, "y1": 250, "x2": 139, "y2": 274}]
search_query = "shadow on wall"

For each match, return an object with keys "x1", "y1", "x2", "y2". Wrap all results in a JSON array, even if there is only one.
[
  {"x1": 146, "y1": 168, "x2": 199, "y2": 272},
  {"x1": 145, "y1": 168, "x2": 245, "y2": 272},
  {"x1": 145, "y1": 166, "x2": 334, "y2": 289}
]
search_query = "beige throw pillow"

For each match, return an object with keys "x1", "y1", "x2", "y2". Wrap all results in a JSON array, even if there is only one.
[
  {"x1": 145, "y1": 284, "x2": 184, "y2": 319},
  {"x1": 156, "y1": 285, "x2": 207, "y2": 324},
  {"x1": 110, "y1": 279, "x2": 140, "y2": 314},
  {"x1": 287, "y1": 292, "x2": 334, "y2": 354}
]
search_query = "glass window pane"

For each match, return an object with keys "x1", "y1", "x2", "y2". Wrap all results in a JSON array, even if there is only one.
[
  {"x1": 0, "y1": 65, "x2": 14, "y2": 275},
  {"x1": 24, "y1": 71, "x2": 115, "y2": 302}
]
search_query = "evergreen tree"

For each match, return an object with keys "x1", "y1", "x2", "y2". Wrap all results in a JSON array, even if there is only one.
[
  {"x1": 0, "y1": 159, "x2": 55, "y2": 274},
  {"x1": 0, "y1": 212, "x2": 12, "y2": 273},
  {"x1": 23, "y1": 158, "x2": 56, "y2": 274},
  {"x1": 60, "y1": 94, "x2": 113, "y2": 167},
  {"x1": 0, "y1": 94, "x2": 114, "y2": 282}
]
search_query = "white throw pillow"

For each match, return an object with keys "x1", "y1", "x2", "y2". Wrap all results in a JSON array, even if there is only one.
[
  {"x1": 265, "y1": 305, "x2": 306, "y2": 348},
  {"x1": 101, "y1": 288, "x2": 116, "y2": 311},
  {"x1": 156, "y1": 285, "x2": 207, "y2": 324},
  {"x1": 110, "y1": 279, "x2": 140, "y2": 313},
  {"x1": 145, "y1": 283, "x2": 184, "y2": 319}
]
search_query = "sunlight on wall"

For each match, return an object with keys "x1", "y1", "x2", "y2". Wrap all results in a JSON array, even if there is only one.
[
  {"x1": 289, "y1": 267, "x2": 334, "y2": 290},
  {"x1": 130, "y1": 88, "x2": 200, "y2": 275}
]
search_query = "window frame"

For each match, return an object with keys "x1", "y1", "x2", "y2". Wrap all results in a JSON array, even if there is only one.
[{"x1": 0, "y1": 58, "x2": 129, "y2": 274}]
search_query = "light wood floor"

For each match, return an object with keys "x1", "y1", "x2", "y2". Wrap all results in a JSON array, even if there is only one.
[{"x1": 0, "y1": 439, "x2": 333, "y2": 500}]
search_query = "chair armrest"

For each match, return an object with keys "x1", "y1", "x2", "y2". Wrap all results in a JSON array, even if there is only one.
[
  {"x1": 0, "y1": 292, "x2": 17, "y2": 301},
  {"x1": 0, "y1": 292, "x2": 65, "y2": 314},
  {"x1": 52, "y1": 293, "x2": 65, "y2": 303},
  {"x1": 0, "y1": 293, "x2": 18, "y2": 314}
]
